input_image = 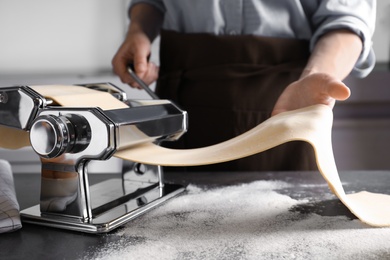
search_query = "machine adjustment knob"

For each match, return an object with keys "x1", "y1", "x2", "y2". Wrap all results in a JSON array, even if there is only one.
[{"x1": 30, "y1": 114, "x2": 91, "y2": 158}]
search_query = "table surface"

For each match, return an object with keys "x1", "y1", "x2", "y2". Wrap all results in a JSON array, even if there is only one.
[{"x1": 1, "y1": 170, "x2": 390, "y2": 260}]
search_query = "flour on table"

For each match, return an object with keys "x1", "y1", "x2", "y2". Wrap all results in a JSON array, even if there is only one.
[{"x1": 85, "y1": 181, "x2": 390, "y2": 260}]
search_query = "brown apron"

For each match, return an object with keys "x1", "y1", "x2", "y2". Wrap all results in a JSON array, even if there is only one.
[{"x1": 156, "y1": 29, "x2": 317, "y2": 172}]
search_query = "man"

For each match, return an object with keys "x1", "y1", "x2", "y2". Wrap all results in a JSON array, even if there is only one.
[{"x1": 112, "y1": 1, "x2": 376, "y2": 171}]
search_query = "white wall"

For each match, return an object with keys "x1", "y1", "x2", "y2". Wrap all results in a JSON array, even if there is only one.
[
  {"x1": 373, "y1": 0, "x2": 390, "y2": 63},
  {"x1": 0, "y1": 0, "x2": 130, "y2": 75}
]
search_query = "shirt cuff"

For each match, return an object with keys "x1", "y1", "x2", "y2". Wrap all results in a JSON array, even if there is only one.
[{"x1": 130, "y1": 0, "x2": 166, "y2": 14}]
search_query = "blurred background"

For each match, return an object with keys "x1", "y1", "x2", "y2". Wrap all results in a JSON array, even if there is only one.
[{"x1": 0, "y1": 0, "x2": 389, "y2": 173}]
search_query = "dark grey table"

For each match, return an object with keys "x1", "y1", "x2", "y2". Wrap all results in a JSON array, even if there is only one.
[{"x1": 1, "y1": 171, "x2": 389, "y2": 260}]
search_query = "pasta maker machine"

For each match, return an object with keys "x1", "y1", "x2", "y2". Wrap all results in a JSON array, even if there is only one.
[{"x1": 0, "y1": 82, "x2": 187, "y2": 233}]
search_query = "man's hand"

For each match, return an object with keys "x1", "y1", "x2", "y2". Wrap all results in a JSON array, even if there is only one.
[
  {"x1": 112, "y1": 30, "x2": 159, "y2": 88},
  {"x1": 271, "y1": 73, "x2": 350, "y2": 116},
  {"x1": 112, "y1": 3, "x2": 163, "y2": 88},
  {"x1": 272, "y1": 29, "x2": 362, "y2": 116}
]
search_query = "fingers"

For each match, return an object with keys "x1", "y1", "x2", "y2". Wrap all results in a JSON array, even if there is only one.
[
  {"x1": 132, "y1": 50, "x2": 159, "y2": 87},
  {"x1": 271, "y1": 73, "x2": 351, "y2": 117},
  {"x1": 133, "y1": 47, "x2": 149, "y2": 79},
  {"x1": 304, "y1": 73, "x2": 351, "y2": 101},
  {"x1": 142, "y1": 62, "x2": 159, "y2": 85},
  {"x1": 112, "y1": 32, "x2": 157, "y2": 88},
  {"x1": 326, "y1": 79, "x2": 351, "y2": 101},
  {"x1": 112, "y1": 54, "x2": 133, "y2": 85},
  {"x1": 112, "y1": 46, "x2": 141, "y2": 88}
]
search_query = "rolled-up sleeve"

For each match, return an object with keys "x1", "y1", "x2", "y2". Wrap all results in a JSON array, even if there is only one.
[
  {"x1": 130, "y1": 0, "x2": 166, "y2": 13},
  {"x1": 310, "y1": 0, "x2": 376, "y2": 78}
]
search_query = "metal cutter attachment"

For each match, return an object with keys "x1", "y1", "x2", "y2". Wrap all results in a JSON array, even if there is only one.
[{"x1": 0, "y1": 83, "x2": 188, "y2": 233}]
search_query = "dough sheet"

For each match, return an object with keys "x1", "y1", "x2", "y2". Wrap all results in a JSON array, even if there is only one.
[
  {"x1": 0, "y1": 127, "x2": 30, "y2": 149},
  {"x1": 1, "y1": 85, "x2": 389, "y2": 227}
]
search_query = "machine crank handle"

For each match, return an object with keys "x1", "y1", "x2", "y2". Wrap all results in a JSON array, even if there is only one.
[{"x1": 127, "y1": 64, "x2": 159, "y2": 100}]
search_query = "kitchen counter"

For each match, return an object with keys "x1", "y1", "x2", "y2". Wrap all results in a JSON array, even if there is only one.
[{"x1": 1, "y1": 170, "x2": 390, "y2": 260}]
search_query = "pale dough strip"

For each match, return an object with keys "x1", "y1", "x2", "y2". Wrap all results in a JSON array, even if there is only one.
[
  {"x1": 1, "y1": 85, "x2": 389, "y2": 227},
  {"x1": 0, "y1": 127, "x2": 30, "y2": 149}
]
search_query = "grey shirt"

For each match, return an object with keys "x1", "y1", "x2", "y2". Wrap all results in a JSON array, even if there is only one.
[{"x1": 130, "y1": 0, "x2": 376, "y2": 78}]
